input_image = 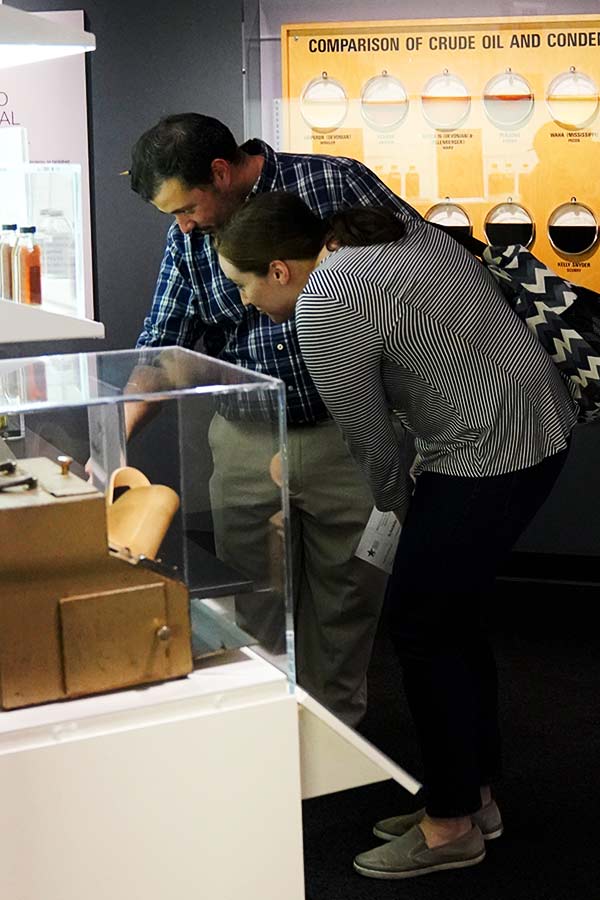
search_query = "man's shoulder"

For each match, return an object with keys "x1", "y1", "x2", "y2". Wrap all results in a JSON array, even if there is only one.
[
  {"x1": 277, "y1": 148, "x2": 368, "y2": 177},
  {"x1": 249, "y1": 137, "x2": 357, "y2": 173},
  {"x1": 250, "y1": 137, "x2": 386, "y2": 200}
]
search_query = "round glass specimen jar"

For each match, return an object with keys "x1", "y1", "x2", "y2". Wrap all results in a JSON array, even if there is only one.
[
  {"x1": 483, "y1": 69, "x2": 534, "y2": 128},
  {"x1": 546, "y1": 68, "x2": 599, "y2": 129},
  {"x1": 484, "y1": 202, "x2": 535, "y2": 248},
  {"x1": 425, "y1": 201, "x2": 472, "y2": 239},
  {"x1": 547, "y1": 200, "x2": 598, "y2": 256},
  {"x1": 300, "y1": 73, "x2": 348, "y2": 132},
  {"x1": 421, "y1": 70, "x2": 471, "y2": 130},
  {"x1": 360, "y1": 71, "x2": 409, "y2": 130}
]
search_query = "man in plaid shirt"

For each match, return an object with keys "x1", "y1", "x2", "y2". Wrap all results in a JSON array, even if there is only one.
[{"x1": 129, "y1": 113, "x2": 418, "y2": 726}]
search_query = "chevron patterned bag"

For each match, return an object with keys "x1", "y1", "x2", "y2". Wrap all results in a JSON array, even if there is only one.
[
  {"x1": 437, "y1": 219, "x2": 600, "y2": 424},
  {"x1": 480, "y1": 244, "x2": 600, "y2": 423}
]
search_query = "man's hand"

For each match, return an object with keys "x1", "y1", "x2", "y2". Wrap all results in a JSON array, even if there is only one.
[{"x1": 122, "y1": 364, "x2": 168, "y2": 439}]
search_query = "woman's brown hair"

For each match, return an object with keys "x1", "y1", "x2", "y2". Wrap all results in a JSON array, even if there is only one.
[{"x1": 216, "y1": 191, "x2": 405, "y2": 274}]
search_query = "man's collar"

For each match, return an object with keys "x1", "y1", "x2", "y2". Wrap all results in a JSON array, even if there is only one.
[{"x1": 240, "y1": 138, "x2": 280, "y2": 196}]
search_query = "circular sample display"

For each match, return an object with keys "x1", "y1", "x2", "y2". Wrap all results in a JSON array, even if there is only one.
[
  {"x1": 421, "y1": 71, "x2": 471, "y2": 130},
  {"x1": 484, "y1": 203, "x2": 535, "y2": 248},
  {"x1": 300, "y1": 75, "x2": 348, "y2": 132},
  {"x1": 425, "y1": 202, "x2": 472, "y2": 239},
  {"x1": 483, "y1": 70, "x2": 534, "y2": 128},
  {"x1": 548, "y1": 201, "x2": 598, "y2": 256},
  {"x1": 546, "y1": 69, "x2": 599, "y2": 129},
  {"x1": 361, "y1": 72, "x2": 409, "y2": 130}
]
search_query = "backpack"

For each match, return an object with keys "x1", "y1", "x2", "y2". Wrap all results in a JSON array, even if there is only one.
[{"x1": 450, "y1": 232, "x2": 600, "y2": 423}]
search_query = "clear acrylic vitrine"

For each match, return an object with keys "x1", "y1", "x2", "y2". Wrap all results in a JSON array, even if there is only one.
[{"x1": 0, "y1": 346, "x2": 294, "y2": 700}]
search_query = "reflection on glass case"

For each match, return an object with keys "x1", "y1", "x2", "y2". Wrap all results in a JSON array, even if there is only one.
[{"x1": 0, "y1": 347, "x2": 292, "y2": 708}]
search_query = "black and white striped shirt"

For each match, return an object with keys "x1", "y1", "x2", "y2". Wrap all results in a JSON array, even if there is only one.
[{"x1": 296, "y1": 218, "x2": 578, "y2": 516}]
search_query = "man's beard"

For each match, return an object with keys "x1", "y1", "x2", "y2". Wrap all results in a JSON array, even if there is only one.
[{"x1": 195, "y1": 197, "x2": 245, "y2": 236}]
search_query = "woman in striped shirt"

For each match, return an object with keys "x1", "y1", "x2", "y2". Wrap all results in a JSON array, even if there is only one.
[{"x1": 217, "y1": 192, "x2": 577, "y2": 881}]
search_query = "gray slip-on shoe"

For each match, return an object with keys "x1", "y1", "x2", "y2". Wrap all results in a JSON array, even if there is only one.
[
  {"x1": 373, "y1": 799, "x2": 503, "y2": 842},
  {"x1": 354, "y1": 823, "x2": 486, "y2": 880}
]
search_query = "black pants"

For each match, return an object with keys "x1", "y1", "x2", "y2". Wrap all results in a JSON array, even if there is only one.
[{"x1": 385, "y1": 446, "x2": 570, "y2": 818}]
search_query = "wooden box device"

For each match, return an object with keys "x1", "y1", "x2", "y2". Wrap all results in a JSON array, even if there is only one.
[{"x1": 0, "y1": 457, "x2": 192, "y2": 710}]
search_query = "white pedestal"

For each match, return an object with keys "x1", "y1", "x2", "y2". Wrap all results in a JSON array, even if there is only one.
[{"x1": 0, "y1": 651, "x2": 304, "y2": 900}]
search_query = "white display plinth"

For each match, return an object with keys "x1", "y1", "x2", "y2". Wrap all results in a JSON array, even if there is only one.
[
  {"x1": 0, "y1": 650, "x2": 304, "y2": 900},
  {"x1": 0, "y1": 646, "x2": 420, "y2": 900}
]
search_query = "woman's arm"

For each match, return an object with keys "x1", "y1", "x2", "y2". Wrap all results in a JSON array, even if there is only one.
[{"x1": 296, "y1": 294, "x2": 413, "y2": 520}]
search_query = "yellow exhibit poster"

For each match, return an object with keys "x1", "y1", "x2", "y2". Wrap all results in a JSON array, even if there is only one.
[{"x1": 282, "y1": 14, "x2": 600, "y2": 289}]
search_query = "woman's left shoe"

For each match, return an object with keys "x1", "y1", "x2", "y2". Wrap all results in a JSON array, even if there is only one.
[
  {"x1": 373, "y1": 799, "x2": 503, "y2": 842},
  {"x1": 353, "y1": 824, "x2": 486, "y2": 880}
]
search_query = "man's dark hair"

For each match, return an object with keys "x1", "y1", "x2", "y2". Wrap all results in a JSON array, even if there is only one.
[{"x1": 130, "y1": 113, "x2": 241, "y2": 201}]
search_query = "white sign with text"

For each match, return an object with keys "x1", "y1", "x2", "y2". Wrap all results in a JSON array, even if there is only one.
[{"x1": 355, "y1": 507, "x2": 401, "y2": 574}]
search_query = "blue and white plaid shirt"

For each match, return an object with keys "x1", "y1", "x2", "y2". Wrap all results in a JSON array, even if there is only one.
[{"x1": 136, "y1": 139, "x2": 419, "y2": 424}]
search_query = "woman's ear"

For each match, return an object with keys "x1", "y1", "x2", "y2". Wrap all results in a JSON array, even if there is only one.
[{"x1": 269, "y1": 260, "x2": 291, "y2": 284}]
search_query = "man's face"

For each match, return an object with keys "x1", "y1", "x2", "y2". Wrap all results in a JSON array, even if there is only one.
[{"x1": 151, "y1": 176, "x2": 240, "y2": 236}]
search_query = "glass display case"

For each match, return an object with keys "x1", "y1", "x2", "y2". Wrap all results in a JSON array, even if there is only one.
[{"x1": 0, "y1": 346, "x2": 293, "y2": 705}]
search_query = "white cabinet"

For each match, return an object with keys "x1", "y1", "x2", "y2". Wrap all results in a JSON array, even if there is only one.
[{"x1": 0, "y1": 653, "x2": 305, "y2": 900}]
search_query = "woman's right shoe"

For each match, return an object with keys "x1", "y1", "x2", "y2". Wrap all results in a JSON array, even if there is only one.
[
  {"x1": 355, "y1": 824, "x2": 486, "y2": 880},
  {"x1": 373, "y1": 800, "x2": 503, "y2": 842}
]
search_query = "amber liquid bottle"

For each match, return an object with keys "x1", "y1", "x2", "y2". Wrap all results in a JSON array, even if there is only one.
[
  {"x1": 0, "y1": 224, "x2": 18, "y2": 300},
  {"x1": 13, "y1": 226, "x2": 42, "y2": 304}
]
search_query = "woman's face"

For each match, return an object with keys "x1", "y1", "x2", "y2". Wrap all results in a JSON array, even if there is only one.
[{"x1": 218, "y1": 255, "x2": 302, "y2": 324}]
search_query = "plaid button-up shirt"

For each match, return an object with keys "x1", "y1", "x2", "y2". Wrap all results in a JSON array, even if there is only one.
[{"x1": 136, "y1": 139, "x2": 419, "y2": 424}]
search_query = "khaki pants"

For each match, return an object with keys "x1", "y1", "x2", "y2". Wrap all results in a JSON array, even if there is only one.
[{"x1": 208, "y1": 413, "x2": 387, "y2": 726}]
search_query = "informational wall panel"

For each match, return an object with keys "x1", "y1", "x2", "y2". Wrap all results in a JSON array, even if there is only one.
[{"x1": 282, "y1": 15, "x2": 600, "y2": 289}]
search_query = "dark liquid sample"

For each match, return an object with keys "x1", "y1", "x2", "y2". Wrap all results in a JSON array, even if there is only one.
[
  {"x1": 485, "y1": 222, "x2": 534, "y2": 247},
  {"x1": 437, "y1": 225, "x2": 473, "y2": 239},
  {"x1": 548, "y1": 225, "x2": 597, "y2": 255}
]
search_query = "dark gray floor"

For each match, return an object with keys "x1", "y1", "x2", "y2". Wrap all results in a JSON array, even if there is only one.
[{"x1": 302, "y1": 588, "x2": 600, "y2": 899}]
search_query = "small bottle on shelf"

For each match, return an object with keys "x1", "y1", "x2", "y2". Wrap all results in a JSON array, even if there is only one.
[
  {"x1": 13, "y1": 226, "x2": 42, "y2": 305},
  {"x1": 0, "y1": 224, "x2": 18, "y2": 301}
]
